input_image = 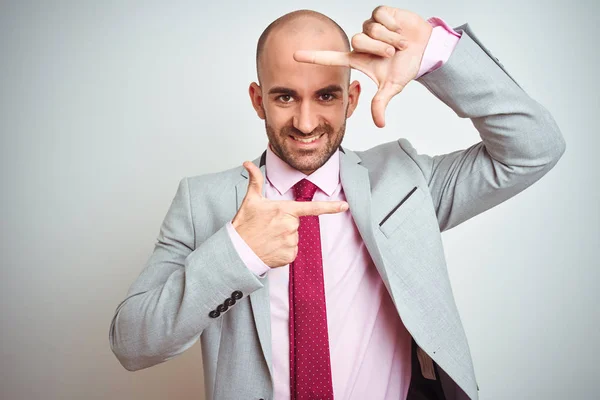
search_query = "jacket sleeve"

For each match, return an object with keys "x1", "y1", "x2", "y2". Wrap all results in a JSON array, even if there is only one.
[
  {"x1": 403, "y1": 23, "x2": 566, "y2": 232},
  {"x1": 108, "y1": 177, "x2": 265, "y2": 371}
]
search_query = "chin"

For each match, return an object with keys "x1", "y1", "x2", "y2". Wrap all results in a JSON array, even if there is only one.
[{"x1": 289, "y1": 154, "x2": 327, "y2": 173}]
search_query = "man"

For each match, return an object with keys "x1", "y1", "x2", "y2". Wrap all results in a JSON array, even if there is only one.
[{"x1": 109, "y1": 6, "x2": 565, "y2": 400}]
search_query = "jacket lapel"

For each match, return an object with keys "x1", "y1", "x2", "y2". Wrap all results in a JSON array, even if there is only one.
[{"x1": 338, "y1": 147, "x2": 391, "y2": 288}]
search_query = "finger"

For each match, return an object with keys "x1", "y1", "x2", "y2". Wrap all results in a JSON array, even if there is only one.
[
  {"x1": 351, "y1": 32, "x2": 395, "y2": 58},
  {"x1": 372, "y1": 6, "x2": 402, "y2": 32},
  {"x1": 294, "y1": 50, "x2": 352, "y2": 67},
  {"x1": 243, "y1": 161, "x2": 264, "y2": 198},
  {"x1": 281, "y1": 200, "x2": 349, "y2": 217},
  {"x1": 294, "y1": 50, "x2": 378, "y2": 85},
  {"x1": 361, "y1": 20, "x2": 408, "y2": 50},
  {"x1": 371, "y1": 82, "x2": 404, "y2": 128}
]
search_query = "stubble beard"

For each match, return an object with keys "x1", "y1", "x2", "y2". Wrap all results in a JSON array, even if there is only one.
[{"x1": 265, "y1": 119, "x2": 346, "y2": 175}]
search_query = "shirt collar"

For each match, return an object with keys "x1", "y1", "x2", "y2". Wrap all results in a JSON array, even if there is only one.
[{"x1": 265, "y1": 143, "x2": 340, "y2": 197}]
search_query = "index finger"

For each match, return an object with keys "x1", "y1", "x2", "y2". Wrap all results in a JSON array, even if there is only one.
[
  {"x1": 280, "y1": 199, "x2": 349, "y2": 217},
  {"x1": 293, "y1": 50, "x2": 352, "y2": 67}
]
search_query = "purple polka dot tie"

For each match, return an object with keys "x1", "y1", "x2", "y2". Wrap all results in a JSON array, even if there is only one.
[{"x1": 289, "y1": 179, "x2": 334, "y2": 400}]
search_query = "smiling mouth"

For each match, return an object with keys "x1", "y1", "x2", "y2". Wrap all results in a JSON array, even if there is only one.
[{"x1": 290, "y1": 133, "x2": 325, "y2": 143}]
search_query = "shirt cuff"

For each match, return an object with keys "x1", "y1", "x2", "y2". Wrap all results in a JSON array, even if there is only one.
[
  {"x1": 226, "y1": 221, "x2": 270, "y2": 278},
  {"x1": 415, "y1": 17, "x2": 462, "y2": 79}
]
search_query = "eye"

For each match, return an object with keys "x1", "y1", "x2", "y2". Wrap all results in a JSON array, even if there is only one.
[
  {"x1": 319, "y1": 93, "x2": 337, "y2": 102},
  {"x1": 276, "y1": 95, "x2": 294, "y2": 103}
]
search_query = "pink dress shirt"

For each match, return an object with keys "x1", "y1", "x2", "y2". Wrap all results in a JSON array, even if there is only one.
[{"x1": 225, "y1": 17, "x2": 460, "y2": 400}]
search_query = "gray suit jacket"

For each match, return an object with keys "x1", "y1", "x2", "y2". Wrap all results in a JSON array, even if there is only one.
[{"x1": 109, "y1": 24, "x2": 565, "y2": 400}]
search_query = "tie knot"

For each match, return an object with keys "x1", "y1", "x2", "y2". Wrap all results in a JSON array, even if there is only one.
[{"x1": 293, "y1": 179, "x2": 318, "y2": 201}]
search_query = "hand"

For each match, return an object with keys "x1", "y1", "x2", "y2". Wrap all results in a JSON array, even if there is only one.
[
  {"x1": 232, "y1": 161, "x2": 349, "y2": 268},
  {"x1": 294, "y1": 6, "x2": 433, "y2": 128}
]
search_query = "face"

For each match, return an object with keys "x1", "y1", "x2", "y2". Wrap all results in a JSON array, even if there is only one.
[{"x1": 250, "y1": 23, "x2": 361, "y2": 175}]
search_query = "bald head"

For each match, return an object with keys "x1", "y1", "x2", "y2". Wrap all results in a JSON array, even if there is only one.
[
  {"x1": 255, "y1": 10, "x2": 351, "y2": 84},
  {"x1": 247, "y1": 9, "x2": 362, "y2": 176}
]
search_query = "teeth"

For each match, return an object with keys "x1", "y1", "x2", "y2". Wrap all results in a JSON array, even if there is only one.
[{"x1": 292, "y1": 134, "x2": 322, "y2": 143}]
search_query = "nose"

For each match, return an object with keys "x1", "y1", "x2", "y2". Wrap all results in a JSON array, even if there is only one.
[{"x1": 293, "y1": 101, "x2": 319, "y2": 134}]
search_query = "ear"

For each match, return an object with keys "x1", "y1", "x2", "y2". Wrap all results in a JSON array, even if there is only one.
[
  {"x1": 345, "y1": 80, "x2": 361, "y2": 118},
  {"x1": 249, "y1": 82, "x2": 266, "y2": 120}
]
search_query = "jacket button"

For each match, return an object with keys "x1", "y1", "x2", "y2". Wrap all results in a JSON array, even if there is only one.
[
  {"x1": 217, "y1": 304, "x2": 228, "y2": 313},
  {"x1": 208, "y1": 310, "x2": 220, "y2": 318},
  {"x1": 224, "y1": 297, "x2": 236, "y2": 307},
  {"x1": 232, "y1": 290, "x2": 243, "y2": 300}
]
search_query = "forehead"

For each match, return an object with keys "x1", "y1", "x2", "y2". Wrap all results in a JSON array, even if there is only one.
[{"x1": 260, "y1": 24, "x2": 348, "y2": 91}]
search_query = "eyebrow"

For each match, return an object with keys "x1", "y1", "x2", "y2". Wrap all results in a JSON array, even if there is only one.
[
  {"x1": 315, "y1": 85, "x2": 343, "y2": 96},
  {"x1": 267, "y1": 84, "x2": 344, "y2": 96},
  {"x1": 268, "y1": 87, "x2": 298, "y2": 96}
]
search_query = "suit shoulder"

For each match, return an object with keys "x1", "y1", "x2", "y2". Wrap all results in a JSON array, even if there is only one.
[
  {"x1": 175, "y1": 164, "x2": 244, "y2": 236},
  {"x1": 185, "y1": 164, "x2": 244, "y2": 190},
  {"x1": 353, "y1": 138, "x2": 430, "y2": 170},
  {"x1": 171, "y1": 164, "x2": 245, "y2": 215}
]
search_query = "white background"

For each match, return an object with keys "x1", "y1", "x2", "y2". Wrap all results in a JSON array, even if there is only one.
[{"x1": 1, "y1": 0, "x2": 597, "y2": 399}]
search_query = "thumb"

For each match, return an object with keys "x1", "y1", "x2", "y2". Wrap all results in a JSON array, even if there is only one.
[
  {"x1": 371, "y1": 82, "x2": 403, "y2": 128},
  {"x1": 242, "y1": 161, "x2": 264, "y2": 199}
]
